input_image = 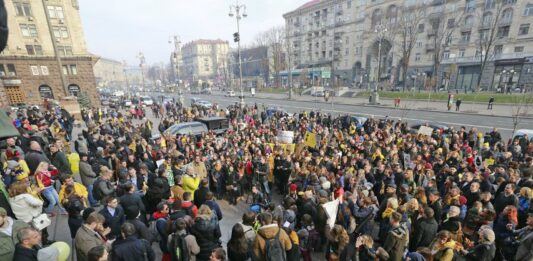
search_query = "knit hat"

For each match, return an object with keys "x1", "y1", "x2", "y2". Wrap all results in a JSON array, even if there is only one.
[
  {"x1": 37, "y1": 246, "x2": 59, "y2": 261},
  {"x1": 459, "y1": 196, "x2": 467, "y2": 206},
  {"x1": 289, "y1": 184, "x2": 298, "y2": 192},
  {"x1": 481, "y1": 228, "x2": 495, "y2": 243}
]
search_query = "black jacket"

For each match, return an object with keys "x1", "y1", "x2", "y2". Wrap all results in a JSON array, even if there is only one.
[
  {"x1": 99, "y1": 206, "x2": 125, "y2": 238},
  {"x1": 51, "y1": 151, "x2": 72, "y2": 175},
  {"x1": 25, "y1": 149, "x2": 50, "y2": 174},
  {"x1": 126, "y1": 218, "x2": 152, "y2": 242},
  {"x1": 120, "y1": 193, "x2": 145, "y2": 214},
  {"x1": 410, "y1": 217, "x2": 438, "y2": 250},
  {"x1": 13, "y1": 244, "x2": 38, "y2": 261},
  {"x1": 465, "y1": 242, "x2": 496, "y2": 261},
  {"x1": 194, "y1": 186, "x2": 210, "y2": 208},
  {"x1": 440, "y1": 216, "x2": 461, "y2": 233},
  {"x1": 111, "y1": 236, "x2": 155, "y2": 261},
  {"x1": 190, "y1": 216, "x2": 221, "y2": 260}
]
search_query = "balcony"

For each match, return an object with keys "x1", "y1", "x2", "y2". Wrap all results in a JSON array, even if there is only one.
[
  {"x1": 426, "y1": 44, "x2": 435, "y2": 51},
  {"x1": 499, "y1": 18, "x2": 512, "y2": 26}
]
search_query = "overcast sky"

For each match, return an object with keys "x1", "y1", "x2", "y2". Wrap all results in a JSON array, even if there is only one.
[{"x1": 79, "y1": 0, "x2": 308, "y2": 65}]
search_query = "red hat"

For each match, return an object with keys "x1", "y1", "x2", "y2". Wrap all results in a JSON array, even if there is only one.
[
  {"x1": 424, "y1": 163, "x2": 433, "y2": 170},
  {"x1": 466, "y1": 147, "x2": 473, "y2": 154},
  {"x1": 459, "y1": 196, "x2": 467, "y2": 206},
  {"x1": 289, "y1": 184, "x2": 298, "y2": 192}
]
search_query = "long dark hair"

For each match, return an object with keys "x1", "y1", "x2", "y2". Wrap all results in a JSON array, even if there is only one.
[{"x1": 227, "y1": 223, "x2": 248, "y2": 255}]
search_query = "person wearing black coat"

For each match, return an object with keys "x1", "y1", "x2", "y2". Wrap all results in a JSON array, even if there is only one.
[
  {"x1": 111, "y1": 223, "x2": 155, "y2": 261},
  {"x1": 194, "y1": 179, "x2": 210, "y2": 208},
  {"x1": 50, "y1": 144, "x2": 72, "y2": 175},
  {"x1": 410, "y1": 207, "x2": 439, "y2": 251},
  {"x1": 13, "y1": 228, "x2": 42, "y2": 261},
  {"x1": 190, "y1": 214, "x2": 222, "y2": 261},
  {"x1": 25, "y1": 141, "x2": 51, "y2": 174},
  {"x1": 63, "y1": 193, "x2": 85, "y2": 239},
  {"x1": 99, "y1": 195, "x2": 125, "y2": 239},
  {"x1": 145, "y1": 169, "x2": 171, "y2": 214},
  {"x1": 124, "y1": 206, "x2": 152, "y2": 242},
  {"x1": 119, "y1": 183, "x2": 146, "y2": 215}
]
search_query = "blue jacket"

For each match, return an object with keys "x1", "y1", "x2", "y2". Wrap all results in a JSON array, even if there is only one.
[{"x1": 205, "y1": 200, "x2": 223, "y2": 221}]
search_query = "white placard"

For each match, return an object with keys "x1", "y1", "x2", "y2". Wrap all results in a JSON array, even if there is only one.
[
  {"x1": 277, "y1": 131, "x2": 294, "y2": 144},
  {"x1": 322, "y1": 199, "x2": 340, "y2": 229},
  {"x1": 418, "y1": 126, "x2": 434, "y2": 136}
]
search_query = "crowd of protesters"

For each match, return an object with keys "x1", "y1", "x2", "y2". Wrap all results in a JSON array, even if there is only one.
[{"x1": 0, "y1": 95, "x2": 531, "y2": 261}]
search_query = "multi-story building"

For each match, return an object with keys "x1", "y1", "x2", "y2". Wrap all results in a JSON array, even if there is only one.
[
  {"x1": 181, "y1": 39, "x2": 230, "y2": 82},
  {"x1": 0, "y1": 0, "x2": 98, "y2": 105},
  {"x1": 93, "y1": 57, "x2": 125, "y2": 88},
  {"x1": 284, "y1": 0, "x2": 533, "y2": 92}
]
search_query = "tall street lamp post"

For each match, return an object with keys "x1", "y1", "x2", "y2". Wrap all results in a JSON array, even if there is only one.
[
  {"x1": 229, "y1": 0, "x2": 247, "y2": 108},
  {"x1": 371, "y1": 24, "x2": 387, "y2": 105}
]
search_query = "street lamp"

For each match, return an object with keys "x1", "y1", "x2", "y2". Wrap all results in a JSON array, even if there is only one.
[
  {"x1": 371, "y1": 24, "x2": 388, "y2": 104},
  {"x1": 229, "y1": 0, "x2": 247, "y2": 108}
]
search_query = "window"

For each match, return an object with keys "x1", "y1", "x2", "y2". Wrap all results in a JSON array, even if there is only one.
[
  {"x1": 415, "y1": 53, "x2": 421, "y2": 61},
  {"x1": 495, "y1": 45, "x2": 503, "y2": 54},
  {"x1": 503, "y1": 0, "x2": 516, "y2": 4},
  {"x1": 525, "y1": 4, "x2": 533, "y2": 16},
  {"x1": 519, "y1": 24, "x2": 530, "y2": 35},
  {"x1": 57, "y1": 46, "x2": 73, "y2": 56},
  {"x1": 485, "y1": 0, "x2": 495, "y2": 9},
  {"x1": 14, "y1": 2, "x2": 32, "y2": 17},
  {"x1": 480, "y1": 29, "x2": 489, "y2": 42},
  {"x1": 19, "y1": 24, "x2": 38, "y2": 37},
  {"x1": 498, "y1": 26, "x2": 510, "y2": 37},
  {"x1": 447, "y1": 18, "x2": 455, "y2": 29},
  {"x1": 464, "y1": 16, "x2": 474, "y2": 28},
  {"x1": 62, "y1": 65, "x2": 68, "y2": 75},
  {"x1": 371, "y1": 9, "x2": 382, "y2": 28},
  {"x1": 30, "y1": 65, "x2": 39, "y2": 75},
  {"x1": 52, "y1": 26, "x2": 69, "y2": 39},
  {"x1": 69, "y1": 65, "x2": 77, "y2": 75},
  {"x1": 482, "y1": 12, "x2": 493, "y2": 26},
  {"x1": 461, "y1": 32, "x2": 471, "y2": 43},
  {"x1": 459, "y1": 49, "x2": 465, "y2": 57},
  {"x1": 0, "y1": 65, "x2": 5, "y2": 76},
  {"x1": 7, "y1": 64, "x2": 17, "y2": 76},
  {"x1": 443, "y1": 51, "x2": 450, "y2": 59},
  {"x1": 501, "y1": 8, "x2": 513, "y2": 23},
  {"x1": 418, "y1": 23, "x2": 425, "y2": 33},
  {"x1": 47, "y1": 6, "x2": 64, "y2": 19},
  {"x1": 446, "y1": 36, "x2": 453, "y2": 45},
  {"x1": 515, "y1": 46, "x2": 524, "y2": 53},
  {"x1": 347, "y1": 0, "x2": 352, "y2": 9},
  {"x1": 40, "y1": 66, "x2": 49, "y2": 75},
  {"x1": 465, "y1": 0, "x2": 476, "y2": 13},
  {"x1": 475, "y1": 49, "x2": 481, "y2": 57},
  {"x1": 25, "y1": 45, "x2": 42, "y2": 55},
  {"x1": 417, "y1": 41, "x2": 422, "y2": 48}
]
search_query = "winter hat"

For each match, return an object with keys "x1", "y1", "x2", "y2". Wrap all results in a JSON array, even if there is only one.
[
  {"x1": 289, "y1": 184, "x2": 298, "y2": 192},
  {"x1": 125, "y1": 206, "x2": 140, "y2": 220},
  {"x1": 459, "y1": 196, "x2": 467, "y2": 206}
]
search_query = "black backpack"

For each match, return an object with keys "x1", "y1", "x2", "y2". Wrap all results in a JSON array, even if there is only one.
[
  {"x1": 170, "y1": 232, "x2": 190, "y2": 261},
  {"x1": 263, "y1": 229, "x2": 286, "y2": 261},
  {"x1": 92, "y1": 178, "x2": 104, "y2": 200}
]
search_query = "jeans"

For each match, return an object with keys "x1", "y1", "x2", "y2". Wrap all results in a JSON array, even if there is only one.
[
  {"x1": 87, "y1": 184, "x2": 97, "y2": 206},
  {"x1": 42, "y1": 186, "x2": 65, "y2": 214}
]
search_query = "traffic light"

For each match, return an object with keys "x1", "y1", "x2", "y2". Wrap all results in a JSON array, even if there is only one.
[{"x1": 233, "y1": 32, "x2": 240, "y2": 42}]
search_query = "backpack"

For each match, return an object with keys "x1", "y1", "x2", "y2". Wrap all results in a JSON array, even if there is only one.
[
  {"x1": 148, "y1": 218, "x2": 165, "y2": 243},
  {"x1": 92, "y1": 178, "x2": 104, "y2": 201},
  {"x1": 306, "y1": 228, "x2": 321, "y2": 252},
  {"x1": 170, "y1": 232, "x2": 190, "y2": 261},
  {"x1": 263, "y1": 229, "x2": 286, "y2": 261},
  {"x1": 91, "y1": 160, "x2": 102, "y2": 174}
]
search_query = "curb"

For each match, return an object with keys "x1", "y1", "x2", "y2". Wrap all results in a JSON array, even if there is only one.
[{"x1": 216, "y1": 93, "x2": 533, "y2": 119}]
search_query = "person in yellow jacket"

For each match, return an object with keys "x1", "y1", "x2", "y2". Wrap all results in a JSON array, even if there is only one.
[
  {"x1": 182, "y1": 167, "x2": 201, "y2": 200},
  {"x1": 58, "y1": 175, "x2": 88, "y2": 207}
]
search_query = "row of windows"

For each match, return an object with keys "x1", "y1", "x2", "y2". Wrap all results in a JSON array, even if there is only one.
[
  {"x1": 0, "y1": 64, "x2": 17, "y2": 77},
  {"x1": 19, "y1": 23, "x2": 70, "y2": 39},
  {"x1": 30, "y1": 64, "x2": 77, "y2": 76},
  {"x1": 15, "y1": 2, "x2": 65, "y2": 19}
]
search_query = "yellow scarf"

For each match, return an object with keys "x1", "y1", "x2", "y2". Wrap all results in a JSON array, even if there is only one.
[{"x1": 382, "y1": 207, "x2": 395, "y2": 219}]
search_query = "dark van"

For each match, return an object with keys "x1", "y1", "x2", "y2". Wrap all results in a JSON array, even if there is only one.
[{"x1": 195, "y1": 117, "x2": 229, "y2": 135}]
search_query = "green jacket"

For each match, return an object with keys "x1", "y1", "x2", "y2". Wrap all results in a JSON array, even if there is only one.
[{"x1": 0, "y1": 218, "x2": 30, "y2": 260}]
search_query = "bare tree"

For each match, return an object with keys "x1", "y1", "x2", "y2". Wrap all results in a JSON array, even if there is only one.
[
  {"x1": 396, "y1": 4, "x2": 426, "y2": 91},
  {"x1": 429, "y1": 8, "x2": 465, "y2": 91},
  {"x1": 474, "y1": 0, "x2": 505, "y2": 91},
  {"x1": 511, "y1": 94, "x2": 533, "y2": 136},
  {"x1": 254, "y1": 26, "x2": 286, "y2": 87}
]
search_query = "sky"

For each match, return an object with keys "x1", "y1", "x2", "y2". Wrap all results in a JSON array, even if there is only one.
[{"x1": 78, "y1": 0, "x2": 309, "y2": 66}]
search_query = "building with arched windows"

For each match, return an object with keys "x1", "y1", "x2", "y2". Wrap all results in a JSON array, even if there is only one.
[
  {"x1": 0, "y1": 0, "x2": 98, "y2": 107},
  {"x1": 284, "y1": 0, "x2": 533, "y2": 92}
]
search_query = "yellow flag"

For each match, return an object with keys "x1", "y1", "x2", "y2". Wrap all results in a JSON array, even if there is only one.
[{"x1": 304, "y1": 131, "x2": 317, "y2": 148}]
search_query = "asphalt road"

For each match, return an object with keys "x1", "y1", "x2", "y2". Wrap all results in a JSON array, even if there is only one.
[{"x1": 183, "y1": 93, "x2": 532, "y2": 139}]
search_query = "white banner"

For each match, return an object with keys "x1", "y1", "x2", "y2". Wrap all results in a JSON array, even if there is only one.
[
  {"x1": 277, "y1": 131, "x2": 294, "y2": 144},
  {"x1": 322, "y1": 199, "x2": 340, "y2": 229}
]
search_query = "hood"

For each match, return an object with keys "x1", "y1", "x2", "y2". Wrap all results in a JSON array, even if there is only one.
[
  {"x1": 181, "y1": 201, "x2": 193, "y2": 208},
  {"x1": 257, "y1": 224, "x2": 281, "y2": 239}
]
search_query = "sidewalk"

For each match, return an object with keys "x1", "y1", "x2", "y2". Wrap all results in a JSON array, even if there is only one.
[{"x1": 233, "y1": 91, "x2": 533, "y2": 118}]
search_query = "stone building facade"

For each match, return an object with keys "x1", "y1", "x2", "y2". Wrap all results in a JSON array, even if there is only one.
[
  {"x1": 284, "y1": 0, "x2": 533, "y2": 92},
  {"x1": 93, "y1": 57, "x2": 126, "y2": 88},
  {"x1": 0, "y1": 0, "x2": 98, "y2": 106},
  {"x1": 181, "y1": 39, "x2": 230, "y2": 82}
]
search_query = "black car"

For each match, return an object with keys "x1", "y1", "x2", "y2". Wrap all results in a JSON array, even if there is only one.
[{"x1": 195, "y1": 117, "x2": 229, "y2": 135}]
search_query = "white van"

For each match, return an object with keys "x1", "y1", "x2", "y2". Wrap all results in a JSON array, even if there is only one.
[
  {"x1": 140, "y1": 96, "x2": 154, "y2": 106},
  {"x1": 513, "y1": 129, "x2": 533, "y2": 142}
]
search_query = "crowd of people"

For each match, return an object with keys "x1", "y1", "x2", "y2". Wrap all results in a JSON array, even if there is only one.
[{"x1": 0, "y1": 96, "x2": 531, "y2": 261}]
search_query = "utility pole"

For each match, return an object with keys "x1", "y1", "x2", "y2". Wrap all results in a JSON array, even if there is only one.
[
  {"x1": 41, "y1": 0, "x2": 68, "y2": 96},
  {"x1": 137, "y1": 52, "x2": 146, "y2": 90},
  {"x1": 287, "y1": 28, "x2": 292, "y2": 100},
  {"x1": 229, "y1": 0, "x2": 247, "y2": 108}
]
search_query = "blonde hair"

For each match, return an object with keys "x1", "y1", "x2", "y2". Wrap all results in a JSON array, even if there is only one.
[
  {"x1": 359, "y1": 234, "x2": 374, "y2": 248},
  {"x1": 520, "y1": 187, "x2": 533, "y2": 199},
  {"x1": 406, "y1": 198, "x2": 419, "y2": 211},
  {"x1": 35, "y1": 161, "x2": 49, "y2": 174},
  {"x1": 387, "y1": 197, "x2": 399, "y2": 210},
  {"x1": 198, "y1": 204, "x2": 213, "y2": 217}
]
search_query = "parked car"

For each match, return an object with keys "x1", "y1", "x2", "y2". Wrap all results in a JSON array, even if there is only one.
[
  {"x1": 140, "y1": 96, "x2": 154, "y2": 106},
  {"x1": 410, "y1": 122, "x2": 450, "y2": 134},
  {"x1": 100, "y1": 99, "x2": 110, "y2": 106},
  {"x1": 265, "y1": 107, "x2": 288, "y2": 118},
  {"x1": 225, "y1": 90, "x2": 235, "y2": 97},
  {"x1": 312, "y1": 91, "x2": 325, "y2": 97},
  {"x1": 194, "y1": 100, "x2": 213, "y2": 109},
  {"x1": 10, "y1": 103, "x2": 28, "y2": 112},
  {"x1": 338, "y1": 115, "x2": 368, "y2": 128},
  {"x1": 123, "y1": 100, "x2": 132, "y2": 107},
  {"x1": 163, "y1": 122, "x2": 208, "y2": 136},
  {"x1": 195, "y1": 117, "x2": 229, "y2": 135},
  {"x1": 513, "y1": 129, "x2": 533, "y2": 142}
]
